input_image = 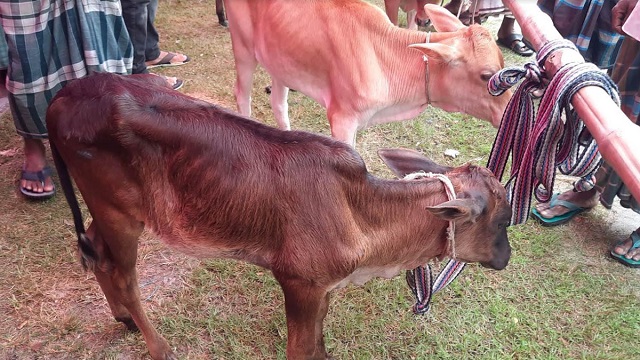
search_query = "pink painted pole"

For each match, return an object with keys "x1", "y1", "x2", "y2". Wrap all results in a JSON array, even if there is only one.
[{"x1": 502, "y1": 0, "x2": 640, "y2": 201}]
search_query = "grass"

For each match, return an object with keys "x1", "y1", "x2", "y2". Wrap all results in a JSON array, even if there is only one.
[{"x1": 1, "y1": 0, "x2": 639, "y2": 359}]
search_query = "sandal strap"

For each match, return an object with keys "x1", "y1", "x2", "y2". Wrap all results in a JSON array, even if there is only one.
[
  {"x1": 155, "y1": 52, "x2": 176, "y2": 64},
  {"x1": 630, "y1": 230, "x2": 640, "y2": 249},
  {"x1": 21, "y1": 165, "x2": 53, "y2": 183},
  {"x1": 548, "y1": 193, "x2": 584, "y2": 212}
]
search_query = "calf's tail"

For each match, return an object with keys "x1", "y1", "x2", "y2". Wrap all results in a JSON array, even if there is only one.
[{"x1": 50, "y1": 142, "x2": 98, "y2": 271}]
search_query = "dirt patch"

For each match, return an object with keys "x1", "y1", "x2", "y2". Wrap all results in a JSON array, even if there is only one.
[{"x1": 1, "y1": 223, "x2": 199, "y2": 358}]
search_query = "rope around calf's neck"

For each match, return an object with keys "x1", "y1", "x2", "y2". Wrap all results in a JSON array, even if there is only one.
[
  {"x1": 421, "y1": 31, "x2": 432, "y2": 106},
  {"x1": 403, "y1": 171, "x2": 466, "y2": 315}
]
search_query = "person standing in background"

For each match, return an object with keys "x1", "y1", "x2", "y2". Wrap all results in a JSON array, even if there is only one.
[
  {"x1": 120, "y1": 0, "x2": 190, "y2": 90},
  {"x1": 538, "y1": 0, "x2": 625, "y2": 72},
  {"x1": 443, "y1": 0, "x2": 535, "y2": 56},
  {"x1": 0, "y1": 0, "x2": 133, "y2": 199},
  {"x1": 533, "y1": 0, "x2": 640, "y2": 267}
]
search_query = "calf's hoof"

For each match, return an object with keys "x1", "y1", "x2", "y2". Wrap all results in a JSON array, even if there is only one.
[
  {"x1": 149, "y1": 342, "x2": 178, "y2": 360},
  {"x1": 115, "y1": 316, "x2": 139, "y2": 332},
  {"x1": 151, "y1": 349, "x2": 177, "y2": 360}
]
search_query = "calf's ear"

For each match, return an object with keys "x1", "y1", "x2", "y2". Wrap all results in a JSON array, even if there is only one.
[
  {"x1": 426, "y1": 198, "x2": 485, "y2": 223},
  {"x1": 409, "y1": 42, "x2": 460, "y2": 64},
  {"x1": 378, "y1": 148, "x2": 452, "y2": 178},
  {"x1": 423, "y1": 4, "x2": 465, "y2": 32}
]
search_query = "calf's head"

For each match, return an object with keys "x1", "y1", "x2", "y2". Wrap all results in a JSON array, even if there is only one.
[
  {"x1": 379, "y1": 148, "x2": 511, "y2": 270},
  {"x1": 410, "y1": 4, "x2": 511, "y2": 127}
]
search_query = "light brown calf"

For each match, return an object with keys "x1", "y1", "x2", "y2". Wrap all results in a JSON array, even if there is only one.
[
  {"x1": 384, "y1": 0, "x2": 436, "y2": 29},
  {"x1": 226, "y1": 0, "x2": 511, "y2": 145},
  {"x1": 47, "y1": 73, "x2": 511, "y2": 360},
  {"x1": 216, "y1": 0, "x2": 227, "y2": 27}
]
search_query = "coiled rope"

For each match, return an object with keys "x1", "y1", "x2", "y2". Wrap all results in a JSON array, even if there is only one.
[
  {"x1": 406, "y1": 39, "x2": 621, "y2": 316},
  {"x1": 487, "y1": 38, "x2": 620, "y2": 225}
]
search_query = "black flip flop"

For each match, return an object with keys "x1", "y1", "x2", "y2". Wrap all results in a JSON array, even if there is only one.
[{"x1": 497, "y1": 33, "x2": 534, "y2": 57}]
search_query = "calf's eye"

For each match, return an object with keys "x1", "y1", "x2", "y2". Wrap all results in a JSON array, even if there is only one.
[{"x1": 480, "y1": 71, "x2": 495, "y2": 82}]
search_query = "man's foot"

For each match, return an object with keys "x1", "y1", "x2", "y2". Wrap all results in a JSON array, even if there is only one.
[
  {"x1": 150, "y1": 74, "x2": 184, "y2": 90},
  {"x1": 20, "y1": 138, "x2": 55, "y2": 200},
  {"x1": 610, "y1": 229, "x2": 640, "y2": 267},
  {"x1": 531, "y1": 188, "x2": 599, "y2": 226},
  {"x1": 145, "y1": 51, "x2": 191, "y2": 69},
  {"x1": 497, "y1": 34, "x2": 534, "y2": 57}
]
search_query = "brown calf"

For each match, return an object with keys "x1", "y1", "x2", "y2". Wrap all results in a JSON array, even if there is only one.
[
  {"x1": 226, "y1": 0, "x2": 512, "y2": 145},
  {"x1": 47, "y1": 73, "x2": 511, "y2": 360}
]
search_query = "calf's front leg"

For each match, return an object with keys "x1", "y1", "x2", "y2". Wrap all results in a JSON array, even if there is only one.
[
  {"x1": 278, "y1": 277, "x2": 332, "y2": 360},
  {"x1": 328, "y1": 108, "x2": 361, "y2": 147},
  {"x1": 406, "y1": 9, "x2": 418, "y2": 30},
  {"x1": 215, "y1": 0, "x2": 228, "y2": 27},
  {"x1": 384, "y1": 1, "x2": 400, "y2": 26}
]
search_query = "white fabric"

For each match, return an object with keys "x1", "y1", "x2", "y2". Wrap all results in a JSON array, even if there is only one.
[{"x1": 622, "y1": 3, "x2": 640, "y2": 41}]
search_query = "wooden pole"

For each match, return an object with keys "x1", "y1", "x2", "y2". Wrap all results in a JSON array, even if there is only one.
[{"x1": 502, "y1": 0, "x2": 640, "y2": 201}]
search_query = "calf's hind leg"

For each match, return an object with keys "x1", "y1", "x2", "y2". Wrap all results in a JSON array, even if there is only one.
[
  {"x1": 232, "y1": 55, "x2": 257, "y2": 117},
  {"x1": 85, "y1": 222, "x2": 137, "y2": 330},
  {"x1": 87, "y1": 213, "x2": 175, "y2": 360},
  {"x1": 270, "y1": 78, "x2": 291, "y2": 130}
]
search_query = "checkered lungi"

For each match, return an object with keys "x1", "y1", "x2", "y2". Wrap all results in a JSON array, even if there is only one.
[
  {"x1": 597, "y1": 38, "x2": 640, "y2": 212},
  {"x1": 0, "y1": 27, "x2": 7, "y2": 70},
  {"x1": 537, "y1": 0, "x2": 624, "y2": 71},
  {"x1": 0, "y1": 0, "x2": 133, "y2": 138}
]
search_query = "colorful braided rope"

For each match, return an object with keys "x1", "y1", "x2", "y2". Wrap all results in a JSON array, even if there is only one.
[
  {"x1": 488, "y1": 39, "x2": 620, "y2": 225},
  {"x1": 407, "y1": 38, "x2": 621, "y2": 315},
  {"x1": 403, "y1": 172, "x2": 466, "y2": 315}
]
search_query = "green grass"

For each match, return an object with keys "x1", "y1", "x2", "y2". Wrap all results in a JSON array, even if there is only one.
[{"x1": 1, "y1": 1, "x2": 639, "y2": 359}]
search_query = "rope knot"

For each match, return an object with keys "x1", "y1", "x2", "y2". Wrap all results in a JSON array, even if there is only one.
[
  {"x1": 523, "y1": 62, "x2": 543, "y2": 84},
  {"x1": 488, "y1": 62, "x2": 544, "y2": 97}
]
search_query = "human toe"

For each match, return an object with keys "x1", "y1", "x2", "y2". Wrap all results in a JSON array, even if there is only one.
[
  {"x1": 534, "y1": 201, "x2": 551, "y2": 213},
  {"x1": 535, "y1": 204, "x2": 569, "y2": 219},
  {"x1": 612, "y1": 231, "x2": 640, "y2": 259},
  {"x1": 613, "y1": 238, "x2": 632, "y2": 256}
]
